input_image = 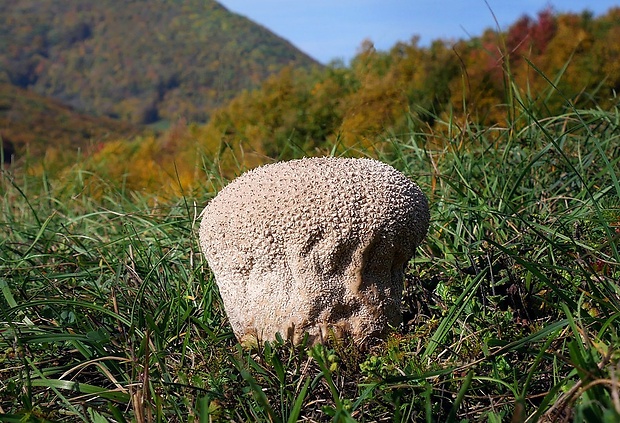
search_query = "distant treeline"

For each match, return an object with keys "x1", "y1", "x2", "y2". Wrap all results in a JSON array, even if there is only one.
[
  {"x1": 10, "y1": 7, "x2": 620, "y2": 198},
  {"x1": 196, "y1": 8, "x2": 620, "y2": 161},
  {"x1": 186, "y1": 8, "x2": 620, "y2": 174}
]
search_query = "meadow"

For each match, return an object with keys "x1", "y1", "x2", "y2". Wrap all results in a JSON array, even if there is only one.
[{"x1": 1, "y1": 83, "x2": 620, "y2": 422}]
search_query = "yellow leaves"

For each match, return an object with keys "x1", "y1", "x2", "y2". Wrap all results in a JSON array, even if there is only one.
[
  {"x1": 601, "y1": 27, "x2": 620, "y2": 81},
  {"x1": 63, "y1": 128, "x2": 205, "y2": 200}
]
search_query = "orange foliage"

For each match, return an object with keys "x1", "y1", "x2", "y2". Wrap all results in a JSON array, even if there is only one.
[{"x1": 17, "y1": 7, "x2": 620, "y2": 198}]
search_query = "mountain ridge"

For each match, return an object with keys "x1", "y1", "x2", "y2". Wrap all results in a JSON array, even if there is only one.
[{"x1": 0, "y1": 0, "x2": 319, "y2": 124}]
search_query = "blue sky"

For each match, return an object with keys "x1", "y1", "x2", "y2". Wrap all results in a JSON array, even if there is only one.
[{"x1": 218, "y1": 1, "x2": 620, "y2": 64}]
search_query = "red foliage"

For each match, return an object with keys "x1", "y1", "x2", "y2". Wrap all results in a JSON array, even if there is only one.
[
  {"x1": 532, "y1": 8, "x2": 557, "y2": 53},
  {"x1": 507, "y1": 15, "x2": 533, "y2": 55},
  {"x1": 507, "y1": 8, "x2": 557, "y2": 58}
]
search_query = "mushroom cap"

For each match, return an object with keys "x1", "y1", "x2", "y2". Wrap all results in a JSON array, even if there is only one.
[{"x1": 200, "y1": 157, "x2": 429, "y2": 346}]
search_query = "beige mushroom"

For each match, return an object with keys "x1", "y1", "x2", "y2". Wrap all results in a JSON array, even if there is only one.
[{"x1": 199, "y1": 157, "x2": 429, "y2": 346}]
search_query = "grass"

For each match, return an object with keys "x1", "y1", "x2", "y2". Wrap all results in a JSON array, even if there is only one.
[{"x1": 2, "y1": 90, "x2": 620, "y2": 422}]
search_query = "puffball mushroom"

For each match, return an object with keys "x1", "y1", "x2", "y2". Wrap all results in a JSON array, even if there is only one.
[{"x1": 199, "y1": 157, "x2": 429, "y2": 347}]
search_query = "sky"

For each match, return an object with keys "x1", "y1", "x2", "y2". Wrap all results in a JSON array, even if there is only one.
[{"x1": 217, "y1": 1, "x2": 620, "y2": 64}]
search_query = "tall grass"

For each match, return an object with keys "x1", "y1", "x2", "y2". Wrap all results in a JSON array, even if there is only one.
[
  {"x1": 2, "y1": 89, "x2": 620, "y2": 421},
  {"x1": 381, "y1": 85, "x2": 620, "y2": 421}
]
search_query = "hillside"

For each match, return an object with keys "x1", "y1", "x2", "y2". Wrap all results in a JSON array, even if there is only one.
[
  {"x1": 43, "y1": 7, "x2": 620, "y2": 197},
  {"x1": 0, "y1": 0, "x2": 319, "y2": 124},
  {"x1": 0, "y1": 83, "x2": 141, "y2": 164},
  {"x1": 2, "y1": 6, "x2": 620, "y2": 420},
  {"x1": 2, "y1": 52, "x2": 620, "y2": 423},
  {"x1": 5, "y1": 6, "x2": 620, "y2": 193}
]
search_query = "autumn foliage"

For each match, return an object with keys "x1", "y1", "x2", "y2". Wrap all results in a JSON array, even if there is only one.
[
  {"x1": 188, "y1": 7, "x2": 620, "y2": 175},
  {"x1": 8, "y1": 7, "x2": 620, "y2": 199}
]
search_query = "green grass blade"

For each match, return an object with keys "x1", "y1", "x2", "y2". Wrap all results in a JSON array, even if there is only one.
[
  {"x1": 286, "y1": 376, "x2": 310, "y2": 423},
  {"x1": 423, "y1": 269, "x2": 487, "y2": 359},
  {"x1": 446, "y1": 370, "x2": 474, "y2": 423}
]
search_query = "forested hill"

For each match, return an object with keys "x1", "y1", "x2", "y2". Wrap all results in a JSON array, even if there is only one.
[
  {"x1": 0, "y1": 0, "x2": 319, "y2": 125},
  {"x1": 0, "y1": 83, "x2": 141, "y2": 163}
]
